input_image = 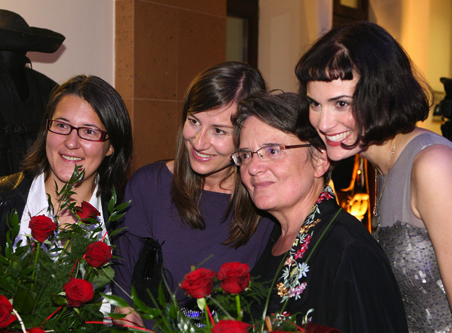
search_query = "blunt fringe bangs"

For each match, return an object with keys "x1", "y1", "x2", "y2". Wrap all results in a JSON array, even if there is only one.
[{"x1": 296, "y1": 21, "x2": 431, "y2": 148}]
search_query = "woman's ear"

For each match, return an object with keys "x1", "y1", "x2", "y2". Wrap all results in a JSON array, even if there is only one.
[
  {"x1": 106, "y1": 144, "x2": 114, "y2": 157},
  {"x1": 313, "y1": 149, "x2": 330, "y2": 179}
]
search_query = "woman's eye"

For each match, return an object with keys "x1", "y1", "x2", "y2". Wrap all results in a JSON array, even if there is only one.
[
  {"x1": 82, "y1": 128, "x2": 98, "y2": 136},
  {"x1": 188, "y1": 118, "x2": 199, "y2": 126},
  {"x1": 267, "y1": 147, "x2": 280, "y2": 155},
  {"x1": 56, "y1": 122, "x2": 68, "y2": 129},
  {"x1": 336, "y1": 100, "x2": 350, "y2": 108},
  {"x1": 308, "y1": 100, "x2": 321, "y2": 109},
  {"x1": 240, "y1": 152, "x2": 251, "y2": 160},
  {"x1": 214, "y1": 128, "x2": 226, "y2": 135}
]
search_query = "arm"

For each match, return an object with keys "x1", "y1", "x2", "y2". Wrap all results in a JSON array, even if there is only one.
[
  {"x1": 411, "y1": 144, "x2": 452, "y2": 321},
  {"x1": 112, "y1": 306, "x2": 144, "y2": 328},
  {"x1": 111, "y1": 167, "x2": 154, "y2": 321}
]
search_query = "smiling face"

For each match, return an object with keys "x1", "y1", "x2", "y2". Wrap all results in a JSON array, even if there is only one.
[
  {"x1": 182, "y1": 103, "x2": 237, "y2": 188},
  {"x1": 307, "y1": 77, "x2": 362, "y2": 161},
  {"x1": 239, "y1": 116, "x2": 328, "y2": 217},
  {"x1": 45, "y1": 95, "x2": 114, "y2": 191}
]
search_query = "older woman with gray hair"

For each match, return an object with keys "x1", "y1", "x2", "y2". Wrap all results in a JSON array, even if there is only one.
[{"x1": 231, "y1": 92, "x2": 408, "y2": 332}]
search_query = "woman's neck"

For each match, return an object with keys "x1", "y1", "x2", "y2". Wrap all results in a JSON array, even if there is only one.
[
  {"x1": 45, "y1": 176, "x2": 95, "y2": 212},
  {"x1": 361, "y1": 128, "x2": 426, "y2": 174},
  {"x1": 202, "y1": 166, "x2": 235, "y2": 194},
  {"x1": 271, "y1": 181, "x2": 325, "y2": 255}
]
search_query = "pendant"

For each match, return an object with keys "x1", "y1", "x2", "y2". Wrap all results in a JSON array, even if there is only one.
[{"x1": 371, "y1": 214, "x2": 379, "y2": 230}]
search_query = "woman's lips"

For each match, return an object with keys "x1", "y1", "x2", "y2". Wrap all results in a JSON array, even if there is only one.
[
  {"x1": 61, "y1": 154, "x2": 83, "y2": 162},
  {"x1": 324, "y1": 130, "x2": 352, "y2": 147},
  {"x1": 192, "y1": 148, "x2": 214, "y2": 161},
  {"x1": 252, "y1": 181, "x2": 273, "y2": 190}
]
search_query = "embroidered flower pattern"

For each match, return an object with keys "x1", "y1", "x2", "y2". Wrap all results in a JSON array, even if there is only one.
[
  {"x1": 315, "y1": 190, "x2": 334, "y2": 204},
  {"x1": 277, "y1": 186, "x2": 335, "y2": 305}
]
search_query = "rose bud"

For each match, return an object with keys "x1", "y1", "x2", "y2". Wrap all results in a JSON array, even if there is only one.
[
  {"x1": 63, "y1": 277, "x2": 94, "y2": 307},
  {"x1": 76, "y1": 201, "x2": 100, "y2": 224},
  {"x1": 180, "y1": 268, "x2": 216, "y2": 299},
  {"x1": 217, "y1": 262, "x2": 250, "y2": 294},
  {"x1": 85, "y1": 241, "x2": 112, "y2": 268},
  {"x1": 29, "y1": 215, "x2": 57, "y2": 243}
]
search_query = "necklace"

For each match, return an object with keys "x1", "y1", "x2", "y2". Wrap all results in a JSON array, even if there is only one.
[{"x1": 371, "y1": 137, "x2": 397, "y2": 229}]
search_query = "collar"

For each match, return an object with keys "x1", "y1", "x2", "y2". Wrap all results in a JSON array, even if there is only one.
[{"x1": 15, "y1": 173, "x2": 107, "y2": 247}]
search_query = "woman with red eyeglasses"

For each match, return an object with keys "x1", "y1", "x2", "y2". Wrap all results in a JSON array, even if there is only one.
[{"x1": 0, "y1": 74, "x2": 133, "y2": 257}]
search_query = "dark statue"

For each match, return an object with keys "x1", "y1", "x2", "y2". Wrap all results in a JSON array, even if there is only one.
[{"x1": 0, "y1": 9, "x2": 65, "y2": 176}]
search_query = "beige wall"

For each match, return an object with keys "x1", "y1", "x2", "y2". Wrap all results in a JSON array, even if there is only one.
[
  {"x1": 258, "y1": 0, "x2": 333, "y2": 93},
  {"x1": 115, "y1": 0, "x2": 227, "y2": 170},
  {"x1": 369, "y1": 0, "x2": 452, "y2": 133},
  {"x1": 0, "y1": 0, "x2": 114, "y2": 85}
]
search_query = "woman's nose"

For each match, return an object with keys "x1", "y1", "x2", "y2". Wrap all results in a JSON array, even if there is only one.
[
  {"x1": 64, "y1": 129, "x2": 82, "y2": 149},
  {"x1": 316, "y1": 110, "x2": 335, "y2": 134},
  {"x1": 246, "y1": 153, "x2": 266, "y2": 175},
  {"x1": 193, "y1": 129, "x2": 210, "y2": 150}
]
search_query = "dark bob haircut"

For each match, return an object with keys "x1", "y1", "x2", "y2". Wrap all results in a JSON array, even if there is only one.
[
  {"x1": 295, "y1": 21, "x2": 432, "y2": 148},
  {"x1": 22, "y1": 74, "x2": 133, "y2": 201}
]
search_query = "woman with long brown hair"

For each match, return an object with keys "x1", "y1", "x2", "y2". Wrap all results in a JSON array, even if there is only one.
[{"x1": 112, "y1": 62, "x2": 274, "y2": 328}]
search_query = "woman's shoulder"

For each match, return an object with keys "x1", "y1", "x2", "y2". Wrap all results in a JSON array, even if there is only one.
[
  {"x1": 326, "y1": 210, "x2": 380, "y2": 251},
  {"x1": 129, "y1": 160, "x2": 173, "y2": 184}
]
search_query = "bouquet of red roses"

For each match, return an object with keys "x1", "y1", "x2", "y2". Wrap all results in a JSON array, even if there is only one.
[
  {"x1": 105, "y1": 261, "x2": 332, "y2": 333},
  {"x1": 0, "y1": 166, "x2": 129, "y2": 332}
]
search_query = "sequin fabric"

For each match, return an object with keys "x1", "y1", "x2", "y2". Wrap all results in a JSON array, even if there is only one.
[{"x1": 375, "y1": 221, "x2": 452, "y2": 332}]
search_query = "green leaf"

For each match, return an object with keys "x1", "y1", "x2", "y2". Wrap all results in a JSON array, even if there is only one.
[
  {"x1": 91, "y1": 266, "x2": 114, "y2": 289},
  {"x1": 13, "y1": 290, "x2": 35, "y2": 314},
  {"x1": 108, "y1": 189, "x2": 118, "y2": 214},
  {"x1": 108, "y1": 227, "x2": 127, "y2": 239},
  {"x1": 100, "y1": 293, "x2": 130, "y2": 308},
  {"x1": 114, "y1": 201, "x2": 131, "y2": 213},
  {"x1": 108, "y1": 212, "x2": 126, "y2": 222}
]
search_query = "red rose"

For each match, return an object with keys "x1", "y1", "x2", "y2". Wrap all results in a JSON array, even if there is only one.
[
  {"x1": 28, "y1": 328, "x2": 46, "y2": 333},
  {"x1": 29, "y1": 215, "x2": 57, "y2": 242},
  {"x1": 217, "y1": 262, "x2": 250, "y2": 294},
  {"x1": 0, "y1": 295, "x2": 17, "y2": 328},
  {"x1": 212, "y1": 319, "x2": 249, "y2": 333},
  {"x1": 76, "y1": 201, "x2": 100, "y2": 224},
  {"x1": 180, "y1": 268, "x2": 216, "y2": 299},
  {"x1": 63, "y1": 277, "x2": 94, "y2": 307},
  {"x1": 85, "y1": 241, "x2": 112, "y2": 268}
]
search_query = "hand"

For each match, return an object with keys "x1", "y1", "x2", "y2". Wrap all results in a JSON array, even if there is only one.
[{"x1": 112, "y1": 306, "x2": 145, "y2": 328}]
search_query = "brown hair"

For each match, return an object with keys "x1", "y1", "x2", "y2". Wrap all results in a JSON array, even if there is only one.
[
  {"x1": 171, "y1": 61, "x2": 266, "y2": 236},
  {"x1": 229, "y1": 91, "x2": 328, "y2": 246}
]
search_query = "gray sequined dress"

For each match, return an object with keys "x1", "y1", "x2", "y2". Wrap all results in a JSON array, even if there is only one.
[{"x1": 374, "y1": 132, "x2": 452, "y2": 332}]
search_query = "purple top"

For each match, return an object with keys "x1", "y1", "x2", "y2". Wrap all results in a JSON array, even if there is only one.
[{"x1": 112, "y1": 161, "x2": 274, "y2": 306}]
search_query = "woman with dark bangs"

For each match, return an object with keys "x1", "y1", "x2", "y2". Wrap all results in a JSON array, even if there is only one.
[
  {"x1": 112, "y1": 62, "x2": 274, "y2": 328},
  {"x1": 296, "y1": 21, "x2": 452, "y2": 332}
]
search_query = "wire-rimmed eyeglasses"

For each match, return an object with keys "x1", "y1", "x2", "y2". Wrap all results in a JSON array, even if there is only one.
[
  {"x1": 231, "y1": 144, "x2": 312, "y2": 166},
  {"x1": 46, "y1": 119, "x2": 109, "y2": 142}
]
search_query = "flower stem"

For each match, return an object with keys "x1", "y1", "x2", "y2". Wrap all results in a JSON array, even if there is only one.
[
  {"x1": 31, "y1": 243, "x2": 40, "y2": 288},
  {"x1": 204, "y1": 303, "x2": 212, "y2": 330},
  {"x1": 235, "y1": 294, "x2": 242, "y2": 321}
]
